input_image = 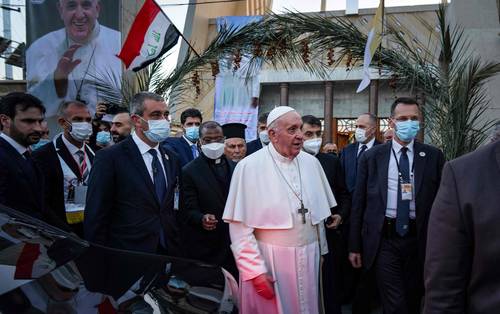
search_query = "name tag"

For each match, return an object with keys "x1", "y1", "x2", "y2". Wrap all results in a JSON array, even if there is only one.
[
  {"x1": 401, "y1": 183, "x2": 413, "y2": 201},
  {"x1": 74, "y1": 185, "x2": 88, "y2": 205}
]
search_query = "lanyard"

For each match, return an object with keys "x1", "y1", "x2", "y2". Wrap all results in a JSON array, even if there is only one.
[{"x1": 391, "y1": 147, "x2": 414, "y2": 182}]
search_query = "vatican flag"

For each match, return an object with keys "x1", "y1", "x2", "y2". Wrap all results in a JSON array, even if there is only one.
[{"x1": 356, "y1": 0, "x2": 384, "y2": 93}]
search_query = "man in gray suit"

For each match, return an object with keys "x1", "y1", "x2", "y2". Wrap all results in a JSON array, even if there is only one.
[{"x1": 424, "y1": 141, "x2": 500, "y2": 313}]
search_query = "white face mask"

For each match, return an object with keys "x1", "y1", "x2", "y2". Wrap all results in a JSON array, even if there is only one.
[
  {"x1": 142, "y1": 118, "x2": 171, "y2": 143},
  {"x1": 69, "y1": 122, "x2": 93, "y2": 142},
  {"x1": 259, "y1": 130, "x2": 270, "y2": 145},
  {"x1": 201, "y1": 142, "x2": 225, "y2": 160},
  {"x1": 303, "y1": 138, "x2": 322, "y2": 155},
  {"x1": 355, "y1": 127, "x2": 367, "y2": 143}
]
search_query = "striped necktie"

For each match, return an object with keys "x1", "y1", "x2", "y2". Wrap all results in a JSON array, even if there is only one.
[{"x1": 75, "y1": 150, "x2": 88, "y2": 183}]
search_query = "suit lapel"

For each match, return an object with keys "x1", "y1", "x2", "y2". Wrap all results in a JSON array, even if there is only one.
[
  {"x1": 159, "y1": 147, "x2": 175, "y2": 206},
  {"x1": 123, "y1": 137, "x2": 157, "y2": 204},
  {"x1": 56, "y1": 135, "x2": 82, "y2": 180},
  {"x1": 377, "y1": 143, "x2": 391, "y2": 208},
  {"x1": 0, "y1": 138, "x2": 40, "y2": 206},
  {"x1": 413, "y1": 142, "x2": 427, "y2": 197}
]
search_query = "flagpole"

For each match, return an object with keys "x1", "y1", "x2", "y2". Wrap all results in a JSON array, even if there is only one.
[{"x1": 154, "y1": 0, "x2": 201, "y2": 58}]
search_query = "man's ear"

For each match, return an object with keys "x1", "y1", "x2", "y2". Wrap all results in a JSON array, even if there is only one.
[
  {"x1": 0, "y1": 114, "x2": 11, "y2": 130},
  {"x1": 58, "y1": 117, "x2": 68, "y2": 129}
]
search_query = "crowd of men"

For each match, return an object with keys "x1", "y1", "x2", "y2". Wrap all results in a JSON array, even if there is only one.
[{"x1": 0, "y1": 90, "x2": 499, "y2": 314}]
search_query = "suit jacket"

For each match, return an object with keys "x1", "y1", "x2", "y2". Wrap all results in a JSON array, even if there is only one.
[
  {"x1": 424, "y1": 142, "x2": 500, "y2": 314},
  {"x1": 179, "y1": 155, "x2": 236, "y2": 266},
  {"x1": 316, "y1": 152, "x2": 351, "y2": 219},
  {"x1": 246, "y1": 139, "x2": 263, "y2": 156},
  {"x1": 83, "y1": 136, "x2": 182, "y2": 256},
  {"x1": 340, "y1": 140, "x2": 381, "y2": 193},
  {"x1": 32, "y1": 134, "x2": 94, "y2": 235},
  {"x1": 0, "y1": 137, "x2": 67, "y2": 229},
  {"x1": 349, "y1": 141, "x2": 445, "y2": 270},
  {"x1": 162, "y1": 137, "x2": 196, "y2": 167}
]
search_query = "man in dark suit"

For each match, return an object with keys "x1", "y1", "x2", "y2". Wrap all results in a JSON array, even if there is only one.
[
  {"x1": 246, "y1": 112, "x2": 269, "y2": 156},
  {"x1": 349, "y1": 97, "x2": 445, "y2": 314},
  {"x1": 162, "y1": 108, "x2": 202, "y2": 167},
  {"x1": 340, "y1": 112, "x2": 381, "y2": 194},
  {"x1": 33, "y1": 100, "x2": 95, "y2": 237},
  {"x1": 424, "y1": 141, "x2": 500, "y2": 313},
  {"x1": 84, "y1": 91, "x2": 181, "y2": 256},
  {"x1": 180, "y1": 121, "x2": 237, "y2": 277},
  {"x1": 0, "y1": 92, "x2": 65, "y2": 228},
  {"x1": 301, "y1": 115, "x2": 351, "y2": 314}
]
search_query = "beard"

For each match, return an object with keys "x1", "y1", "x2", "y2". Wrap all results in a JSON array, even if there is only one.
[{"x1": 10, "y1": 125, "x2": 41, "y2": 147}]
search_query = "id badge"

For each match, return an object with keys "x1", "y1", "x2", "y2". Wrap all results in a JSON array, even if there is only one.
[
  {"x1": 174, "y1": 191, "x2": 180, "y2": 210},
  {"x1": 400, "y1": 183, "x2": 413, "y2": 201},
  {"x1": 74, "y1": 185, "x2": 88, "y2": 205}
]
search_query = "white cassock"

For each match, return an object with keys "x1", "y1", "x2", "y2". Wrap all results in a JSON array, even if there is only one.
[
  {"x1": 26, "y1": 23, "x2": 122, "y2": 117},
  {"x1": 223, "y1": 143, "x2": 337, "y2": 314}
]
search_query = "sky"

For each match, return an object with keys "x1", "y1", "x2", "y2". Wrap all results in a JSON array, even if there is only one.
[{"x1": 0, "y1": 0, "x2": 444, "y2": 80}]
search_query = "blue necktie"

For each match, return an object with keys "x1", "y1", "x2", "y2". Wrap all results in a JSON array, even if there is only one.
[
  {"x1": 148, "y1": 149, "x2": 167, "y2": 204},
  {"x1": 396, "y1": 147, "x2": 410, "y2": 236},
  {"x1": 191, "y1": 144, "x2": 198, "y2": 158}
]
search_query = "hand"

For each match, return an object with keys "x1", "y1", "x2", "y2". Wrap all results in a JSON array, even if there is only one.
[
  {"x1": 95, "y1": 103, "x2": 107, "y2": 120},
  {"x1": 202, "y1": 214, "x2": 218, "y2": 231},
  {"x1": 53, "y1": 44, "x2": 82, "y2": 98},
  {"x1": 326, "y1": 214, "x2": 342, "y2": 229},
  {"x1": 252, "y1": 273, "x2": 275, "y2": 299},
  {"x1": 349, "y1": 252, "x2": 362, "y2": 269}
]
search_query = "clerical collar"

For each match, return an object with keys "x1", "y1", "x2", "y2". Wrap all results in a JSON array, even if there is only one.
[
  {"x1": 66, "y1": 22, "x2": 101, "y2": 47},
  {"x1": 269, "y1": 142, "x2": 294, "y2": 164},
  {"x1": 201, "y1": 152, "x2": 225, "y2": 165}
]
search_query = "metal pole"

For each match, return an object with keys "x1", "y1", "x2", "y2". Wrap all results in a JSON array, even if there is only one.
[{"x1": 3, "y1": 0, "x2": 13, "y2": 79}]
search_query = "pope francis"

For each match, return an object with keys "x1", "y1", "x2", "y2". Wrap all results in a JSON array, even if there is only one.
[{"x1": 223, "y1": 106, "x2": 337, "y2": 313}]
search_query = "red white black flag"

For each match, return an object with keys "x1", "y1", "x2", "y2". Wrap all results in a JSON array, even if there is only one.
[{"x1": 117, "y1": 0, "x2": 180, "y2": 72}]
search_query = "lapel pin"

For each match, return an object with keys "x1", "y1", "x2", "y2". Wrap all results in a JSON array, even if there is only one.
[
  {"x1": 164, "y1": 154, "x2": 169, "y2": 160},
  {"x1": 419, "y1": 152, "x2": 426, "y2": 157}
]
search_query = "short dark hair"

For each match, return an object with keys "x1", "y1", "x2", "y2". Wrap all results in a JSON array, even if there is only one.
[
  {"x1": 302, "y1": 115, "x2": 322, "y2": 128},
  {"x1": 359, "y1": 112, "x2": 377, "y2": 125},
  {"x1": 199, "y1": 120, "x2": 222, "y2": 138},
  {"x1": 181, "y1": 108, "x2": 202, "y2": 125},
  {"x1": 258, "y1": 112, "x2": 269, "y2": 124},
  {"x1": 390, "y1": 97, "x2": 420, "y2": 116},
  {"x1": 0, "y1": 92, "x2": 45, "y2": 119}
]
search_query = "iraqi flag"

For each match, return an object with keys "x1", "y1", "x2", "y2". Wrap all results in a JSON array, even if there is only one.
[{"x1": 117, "y1": 0, "x2": 180, "y2": 72}]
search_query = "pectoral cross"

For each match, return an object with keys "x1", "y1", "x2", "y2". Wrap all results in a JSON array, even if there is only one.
[{"x1": 298, "y1": 201, "x2": 308, "y2": 224}]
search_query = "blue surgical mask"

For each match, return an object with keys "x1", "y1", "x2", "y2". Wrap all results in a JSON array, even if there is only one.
[
  {"x1": 395, "y1": 120, "x2": 420, "y2": 142},
  {"x1": 141, "y1": 117, "x2": 171, "y2": 143},
  {"x1": 185, "y1": 126, "x2": 200, "y2": 142},
  {"x1": 96, "y1": 131, "x2": 112, "y2": 145},
  {"x1": 31, "y1": 139, "x2": 51, "y2": 151}
]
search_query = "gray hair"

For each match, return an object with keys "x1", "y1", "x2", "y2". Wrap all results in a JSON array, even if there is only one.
[
  {"x1": 130, "y1": 92, "x2": 165, "y2": 116},
  {"x1": 359, "y1": 112, "x2": 377, "y2": 126},
  {"x1": 59, "y1": 100, "x2": 88, "y2": 118}
]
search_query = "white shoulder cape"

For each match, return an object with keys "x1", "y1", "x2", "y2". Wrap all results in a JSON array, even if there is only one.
[{"x1": 223, "y1": 146, "x2": 336, "y2": 229}]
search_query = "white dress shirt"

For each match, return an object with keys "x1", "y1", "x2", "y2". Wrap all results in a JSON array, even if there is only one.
[
  {"x1": 0, "y1": 132, "x2": 28, "y2": 156},
  {"x1": 386, "y1": 139, "x2": 416, "y2": 219},
  {"x1": 132, "y1": 132, "x2": 167, "y2": 184},
  {"x1": 61, "y1": 134, "x2": 91, "y2": 171},
  {"x1": 183, "y1": 135, "x2": 199, "y2": 158},
  {"x1": 357, "y1": 137, "x2": 376, "y2": 155}
]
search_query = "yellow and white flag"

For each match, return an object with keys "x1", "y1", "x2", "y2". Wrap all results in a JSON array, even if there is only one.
[{"x1": 356, "y1": 0, "x2": 384, "y2": 93}]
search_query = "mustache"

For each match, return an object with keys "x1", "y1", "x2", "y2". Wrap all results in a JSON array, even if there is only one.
[{"x1": 27, "y1": 131, "x2": 42, "y2": 138}]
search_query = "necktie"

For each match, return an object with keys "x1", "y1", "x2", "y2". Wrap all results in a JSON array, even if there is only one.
[
  {"x1": 22, "y1": 150, "x2": 37, "y2": 186},
  {"x1": 396, "y1": 147, "x2": 410, "y2": 236},
  {"x1": 75, "y1": 150, "x2": 88, "y2": 183},
  {"x1": 358, "y1": 144, "x2": 367, "y2": 158},
  {"x1": 148, "y1": 149, "x2": 168, "y2": 250},
  {"x1": 191, "y1": 144, "x2": 198, "y2": 158},
  {"x1": 148, "y1": 149, "x2": 167, "y2": 204}
]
